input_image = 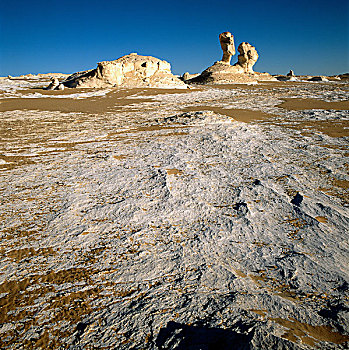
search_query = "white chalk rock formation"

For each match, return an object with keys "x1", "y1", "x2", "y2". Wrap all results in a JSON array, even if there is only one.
[
  {"x1": 219, "y1": 32, "x2": 236, "y2": 64},
  {"x1": 63, "y1": 53, "x2": 187, "y2": 89},
  {"x1": 188, "y1": 32, "x2": 274, "y2": 84},
  {"x1": 235, "y1": 42, "x2": 259, "y2": 73},
  {"x1": 45, "y1": 77, "x2": 65, "y2": 90},
  {"x1": 46, "y1": 77, "x2": 60, "y2": 90},
  {"x1": 287, "y1": 70, "x2": 295, "y2": 77},
  {"x1": 308, "y1": 76, "x2": 329, "y2": 82},
  {"x1": 182, "y1": 72, "x2": 200, "y2": 81}
]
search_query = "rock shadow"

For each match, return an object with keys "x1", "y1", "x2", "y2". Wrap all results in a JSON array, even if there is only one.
[
  {"x1": 291, "y1": 193, "x2": 303, "y2": 206},
  {"x1": 155, "y1": 321, "x2": 251, "y2": 350}
]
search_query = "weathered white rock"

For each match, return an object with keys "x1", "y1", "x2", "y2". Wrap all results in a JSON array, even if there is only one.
[
  {"x1": 308, "y1": 76, "x2": 329, "y2": 82},
  {"x1": 182, "y1": 72, "x2": 200, "y2": 81},
  {"x1": 45, "y1": 77, "x2": 60, "y2": 90},
  {"x1": 287, "y1": 70, "x2": 295, "y2": 77},
  {"x1": 63, "y1": 53, "x2": 187, "y2": 89},
  {"x1": 219, "y1": 31, "x2": 236, "y2": 65},
  {"x1": 1, "y1": 76, "x2": 349, "y2": 349},
  {"x1": 276, "y1": 75, "x2": 297, "y2": 81},
  {"x1": 188, "y1": 33, "x2": 275, "y2": 84},
  {"x1": 235, "y1": 42, "x2": 259, "y2": 73},
  {"x1": 188, "y1": 62, "x2": 259, "y2": 84},
  {"x1": 338, "y1": 73, "x2": 349, "y2": 80}
]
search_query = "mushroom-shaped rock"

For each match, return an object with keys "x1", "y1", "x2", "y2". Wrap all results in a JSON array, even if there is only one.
[
  {"x1": 235, "y1": 42, "x2": 258, "y2": 73},
  {"x1": 187, "y1": 33, "x2": 274, "y2": 85},
  {"x1": 219, "y1": 32, "x2": 235, "y2": 65}
]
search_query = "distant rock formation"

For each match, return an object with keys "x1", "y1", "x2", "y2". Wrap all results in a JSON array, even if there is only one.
[
  {"x1": 62, "y1": 53, "x2": 187, "y2": 89},
  {"x1": 188, "y1": 32, "x2": 274, "y2": 85},
  {"x1": 219, "y1": 32, "x2": 235, "y2": 64},
  {"x1": 307, "y1": 76, "x2": 329, "y2": 82},
  {"x1": 337, "y1": 73, "x2": 349, "y2": 80},
  {"x1": 182, "y1": 72, "x2": 200, "y2": 81},
  {"x1": 46, "y1": 77, "x2": 65, "y2": 90},
  {"x1": 276, "y1": 71, "x2": 298, "y2": 81},
  {"x1": 188, "y1": 62, "x2": 259, "y2": 84}
]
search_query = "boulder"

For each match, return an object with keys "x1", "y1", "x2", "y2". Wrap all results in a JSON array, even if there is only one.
[
  {"x1": 182, "y1": 72, "x2": 191, "y2": 81},
  {"x1": 308, "y1": 76, "x2": 329, "y2": 82},
  {"x1": 62, "y1": 53, "x2": 187, "y2": 89},
  {"x1": 338, "y1": 73, "x2": 349, "y2": 80},
  {"x1": 182, "y1": 72, "x2": 200, "y2": 81},
  {"x1": 45, "y1": 77, "x2": 66, "y2": 90},
  {"x1": 276, "y1": 75, "x2": 297, "y2": 81},
  {"x1": 46, "y1": 77, "x2": 60, "y2": 90}
]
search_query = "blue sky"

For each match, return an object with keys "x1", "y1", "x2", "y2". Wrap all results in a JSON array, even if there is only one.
[{"x1": 0, "y1": 0, "x2": 348, "y2": 76}]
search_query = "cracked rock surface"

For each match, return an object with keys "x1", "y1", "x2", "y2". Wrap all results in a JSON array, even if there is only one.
[{"x1": 0, "y1": 78, "x2": 348, "y2": 349}]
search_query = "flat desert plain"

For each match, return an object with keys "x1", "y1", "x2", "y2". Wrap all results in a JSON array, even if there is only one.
[{"x1": 0, "y1": 77, "x2": 349, "y2": 349}]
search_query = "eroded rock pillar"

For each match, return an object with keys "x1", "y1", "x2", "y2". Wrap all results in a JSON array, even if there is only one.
[
  {"x1": 236, "y1": 42, "x2": 258, "y2": 73},
  {"x1": 219, "y1": 32, "x2": 235, "y2": 65}
]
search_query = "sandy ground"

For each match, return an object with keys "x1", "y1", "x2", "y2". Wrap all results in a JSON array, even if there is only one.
[
  {"x1": 278, "y1": 98, "x2": 349, "y2": 111},
  {"x1": 0, "y1": 88, "x2": 197, "y2": 114},
  {"x1": 0, "y1": 78, "x2": 349, "y2": 349}
]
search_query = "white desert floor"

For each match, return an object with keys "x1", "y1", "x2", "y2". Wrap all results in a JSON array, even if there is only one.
[{"x1": 0, "y1": 77, "x2": 348, "y2": 349}]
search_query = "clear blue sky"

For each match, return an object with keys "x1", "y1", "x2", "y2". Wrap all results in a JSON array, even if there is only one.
[{"x1": 0, "y1": 0, "x2": 348, "y2": 76}]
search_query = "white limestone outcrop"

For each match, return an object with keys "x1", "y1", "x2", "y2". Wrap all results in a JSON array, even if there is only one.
[
  {"x1": 235, "y1": 42, "x2": 259, "y2": 73},
  {"x1": 45, "y1": 77, "x2": 65, "y2": 91},
  {"x1": 188, "y1": 32, "x2": 275, "y2": 84},
  {"x1": 219, "y1": 32, "x2": 236, "y2": 65},
  {"x1": 62, "y1": 53, "x2": 187, "y2": 89}
]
